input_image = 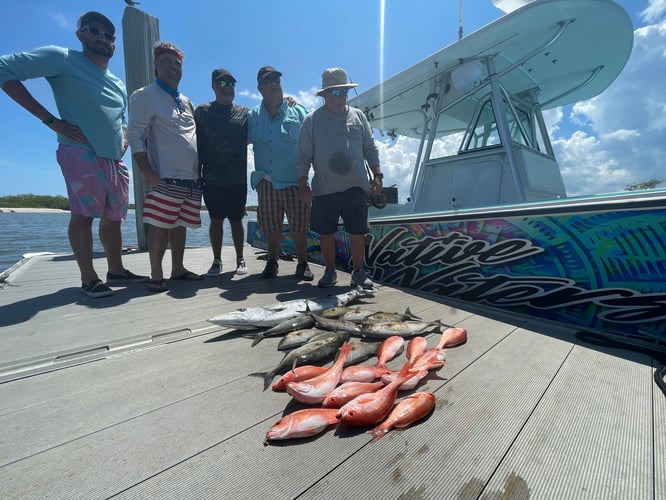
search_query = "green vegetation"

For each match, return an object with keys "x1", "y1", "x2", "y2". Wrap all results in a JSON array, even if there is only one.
[
  {"x1": 0, "y1": 194, "x2": 69, "y2": 210},
  {"x1": 0, "y1": 194, "x2": 257, "y2": 212},
  {"x1": 625, "y1": 179, "x2": 664, "y2": 191}
]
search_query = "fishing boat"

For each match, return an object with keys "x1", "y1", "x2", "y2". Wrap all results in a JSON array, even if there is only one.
[{"x1": 248, "y1": 0, "x2": 666, "y2": 352}]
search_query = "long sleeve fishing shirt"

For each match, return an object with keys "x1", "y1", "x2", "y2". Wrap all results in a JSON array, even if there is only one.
[{"x1": 0, "y1": 45, "x2": 127, "y2": 160}]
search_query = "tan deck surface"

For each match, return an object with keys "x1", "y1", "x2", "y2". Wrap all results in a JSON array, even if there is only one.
[{"x1": 0, "y1": 246, "x2": 663, "y2": 499}]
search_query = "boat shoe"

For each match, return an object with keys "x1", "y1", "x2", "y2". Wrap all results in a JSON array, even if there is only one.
[
  {"x1": 81, "y1": 279, "x2": 114, "y2": 298},
  {"x1": 106, "y1": 269, "x2": 149, "y2": 284}
]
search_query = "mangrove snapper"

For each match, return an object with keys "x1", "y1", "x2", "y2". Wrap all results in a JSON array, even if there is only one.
[
  {"x1": 360, "y1": 320, "x2": 443, "y2": 339},
  {"x1": 311, "y1": 314, "x2": 362, "y2": 336},
  {"x1": 251, "y1": 314, "x2": 316, "y2": 347},
  {"x1": 361, "y1": 308, "x2": 421, "y2": 325},
  {"x1": 343, "y1": 341, "x2": 381, "y2": 366},
  {"x1": 277, "y1": 328, "x2": 326, "y2": 351}
]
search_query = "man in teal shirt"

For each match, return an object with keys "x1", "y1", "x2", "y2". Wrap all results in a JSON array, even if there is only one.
[
  {"x1": 0, "y1": 11, "x2": 147, "y2": 297},
  {"x1": 248, "y1": 66, "x2": 313, "y2": 281}
]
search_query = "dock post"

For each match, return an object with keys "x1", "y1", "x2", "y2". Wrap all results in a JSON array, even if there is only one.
[{"x1": 121, "y1": 7, "x2": 160, "y2": 251}]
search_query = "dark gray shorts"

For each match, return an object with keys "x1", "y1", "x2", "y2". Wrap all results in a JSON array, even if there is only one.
[
  {"x1": 311, "y1": 187, "x2": 368, "y2": 235},
  {"x1": 203, "y1": 185, "x2": 247, "y2": 221}
]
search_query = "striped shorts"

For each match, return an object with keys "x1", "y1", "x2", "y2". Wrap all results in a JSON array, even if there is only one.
[{"x1": 143, "y1": 178, "x2": 202, "y2": 229}]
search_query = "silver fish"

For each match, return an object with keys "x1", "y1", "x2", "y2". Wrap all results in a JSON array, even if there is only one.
[
  {"x1": 360, "y1": 320, "x2": 443, "y2": 339},
  {"x1": 362, "y1": 307, "x2": 421, "y2": 325},
  {"x1": 209, "y1": 289, "x2": 367, "y2": 330},
  {"x1": 312, "y1": 314, "x2": 362, "y2": 336},
  {"x1": 343, "y1": 341, "x2": 382, "y2": 366},
  {"x1": 320, "y1": 306, "x2": 360, "y2": 319},
  {"x1": 277, "y1": 328, "x2": 326, "y2": 351},
  {"x1": 250, "y1": 314, "x2": 315, "y2": 347},
  {"x1": 340, "y1": 309, "x2": 377, "y2": 323},
  {"x1": 250, "y1": 331, "x2": 350, "y2": 390}
]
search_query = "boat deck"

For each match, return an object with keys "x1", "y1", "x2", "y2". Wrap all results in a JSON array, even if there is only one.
[{"x1": 1, "y1": 246, "x2": 664, "y2": 499}]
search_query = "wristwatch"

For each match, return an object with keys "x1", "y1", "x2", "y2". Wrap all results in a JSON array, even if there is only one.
[{"x1": 374, "y1": 172, "x2": 384, "y2": 179}]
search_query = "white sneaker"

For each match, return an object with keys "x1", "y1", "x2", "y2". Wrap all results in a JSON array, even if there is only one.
[
  {"x1": 206, "y1": 259, "x2": 222, "y2": 277},
  {"x1": 235, "y1": 258, "x2": 248, "y2": 275}
]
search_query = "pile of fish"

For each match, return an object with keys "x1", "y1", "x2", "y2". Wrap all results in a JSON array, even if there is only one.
[
  {"x1": 256, "y1": 309, "x2": 466, "y2": 444},
  {"x1": 209, "y1": 293, "x2": 468, "y2": 445}
]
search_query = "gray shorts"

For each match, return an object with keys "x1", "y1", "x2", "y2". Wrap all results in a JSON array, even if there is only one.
[{"x1": 311, "y1": 187, "x2": 368, "y2": 235}]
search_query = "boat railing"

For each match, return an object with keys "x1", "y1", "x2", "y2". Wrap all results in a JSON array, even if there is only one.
[{"x1": 538, "y1": 64, "x2": 605, "y2": 110}]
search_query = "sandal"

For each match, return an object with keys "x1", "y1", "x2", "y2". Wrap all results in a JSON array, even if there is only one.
[
  {"x1": 170, "y1": 271, "x2": 204, "y2": 281},
  {"x1": 81, "y1": 279, "x2": 114, "y2": 298},
  {"x1": 147, "y1": 279, "x2": 169, "y2": 293}
]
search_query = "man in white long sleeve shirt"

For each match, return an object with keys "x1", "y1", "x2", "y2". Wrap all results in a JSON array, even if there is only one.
[{"x1": 127, "y1": 42, "x2": 203, "y2": 293}]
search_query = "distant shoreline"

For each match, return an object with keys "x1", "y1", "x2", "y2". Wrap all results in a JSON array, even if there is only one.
[{"x1": 0, "y1": 208, "x2": 69, "y2": 213}]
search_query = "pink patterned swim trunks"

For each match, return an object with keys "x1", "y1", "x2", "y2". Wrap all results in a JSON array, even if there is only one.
[{"x1": 57, "y1": 144, "x2": 129, "y2": 221}]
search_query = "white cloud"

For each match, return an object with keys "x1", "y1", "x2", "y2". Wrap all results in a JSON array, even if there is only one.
[
  {"x1": 245, "y1": 8, "x2": 666, "y2": 209},
  {"x1": 641, "y1": 0, "x2": 666, "y2": 23},
  {"x1": 49, "y1": 13, "x2": 70, "y2": 29},
  {"x1": 552, "y1": 16, "x2": 666, "y2": 194},
  {"x1": 369, "y1": 14, "x2": 666, "y2": 203}
]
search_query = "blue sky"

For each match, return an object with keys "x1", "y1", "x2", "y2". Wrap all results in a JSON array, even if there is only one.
[{"x1": 1, "y1": 0, "x2": 664, "y2": 205}]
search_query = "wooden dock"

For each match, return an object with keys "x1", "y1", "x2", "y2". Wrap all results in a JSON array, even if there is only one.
[{"x1": 0, "y1": 246, "x2": 664, "y2": 499}]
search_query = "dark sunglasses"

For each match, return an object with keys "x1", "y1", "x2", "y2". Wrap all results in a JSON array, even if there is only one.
[
  {"x1": 330, "y1": 88, "x2": 349, "y2": 96},
  {"x1": 215, "y1": 79, "x2": 236, "y2": 88},
  {"x1": 260, "y1": 76, "x2": 281, "y2": 86},
  {"x1": 81, "y1": 25, "x2": 116, "y2": 42}
]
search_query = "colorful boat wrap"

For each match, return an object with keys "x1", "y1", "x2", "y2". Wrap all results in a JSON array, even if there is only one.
[{"x1": 248, "y1": 199, "x2": 666, "y2": 352}]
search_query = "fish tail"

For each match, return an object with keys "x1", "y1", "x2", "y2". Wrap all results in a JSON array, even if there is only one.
[
  {"x1": 250, "y1": 334, "x2": 265, "y2": 347},
  {"x1": 249, "y1": 370, "x2": 274, "y2": 391},
  {"x1": 404, "y1": 307, "x2": 421, "y2": 320},
  {"x1": 368, "y1": 426, "x2": 389, "y2": 443},
  {"x1": 399, "y1": 361, "x2": 413, "y2": 377}
]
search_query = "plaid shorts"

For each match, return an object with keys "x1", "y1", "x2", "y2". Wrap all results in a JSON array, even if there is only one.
[
  {"x1": 57, "y1": 144, "x2": 129, "y2": 221},
  {"x1": 143, "y1": 178, "x2": 202, "y2": 229},
  {"x1": 256, "y1": 180, "x2": 309, "y2": 234}
]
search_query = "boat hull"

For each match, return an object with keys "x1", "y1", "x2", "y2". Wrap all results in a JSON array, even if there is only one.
[{"x1": 247, "y1": 192, "x2": 666, "y2": 353}]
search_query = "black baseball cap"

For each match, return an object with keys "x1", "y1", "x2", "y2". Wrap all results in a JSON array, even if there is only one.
[
  {"x1": 257, "y1": 66, "x2": 282, "y2": 83},
  {"x1": 77, "y1": 11, "x2": 115, "y2": 35},
  {"x1": 212, "y1": 68, "x2": 237, "y2": 83}
]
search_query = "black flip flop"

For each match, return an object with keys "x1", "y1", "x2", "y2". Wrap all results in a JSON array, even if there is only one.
[
  {"x1": 170, "y1": 271, "x2": 204, "y2": 281},
  {"x1": 147, "y1": 279, "x2": 168, "y2": 293}
]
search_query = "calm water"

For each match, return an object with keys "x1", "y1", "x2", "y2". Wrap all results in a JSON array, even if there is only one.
[{"x1": 0, "y1": 210, "x2": 245, "y2": 272}]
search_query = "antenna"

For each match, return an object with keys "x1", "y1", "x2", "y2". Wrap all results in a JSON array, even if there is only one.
[{"x1": 458, "y1": 0, "x2": 463, "y2": 40}]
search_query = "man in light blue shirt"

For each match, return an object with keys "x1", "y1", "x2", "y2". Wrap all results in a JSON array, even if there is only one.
[
  {"x1": 0, "y1": 11, "x2": 147, "y2": 298},
  {"x1": 248, "y1": 66, "x2": 313, "y2": 281}
]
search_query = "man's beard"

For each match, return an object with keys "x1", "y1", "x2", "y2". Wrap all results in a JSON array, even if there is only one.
[{"x1": 87, "y1": 40, "x2": 113, "y2": 59}]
